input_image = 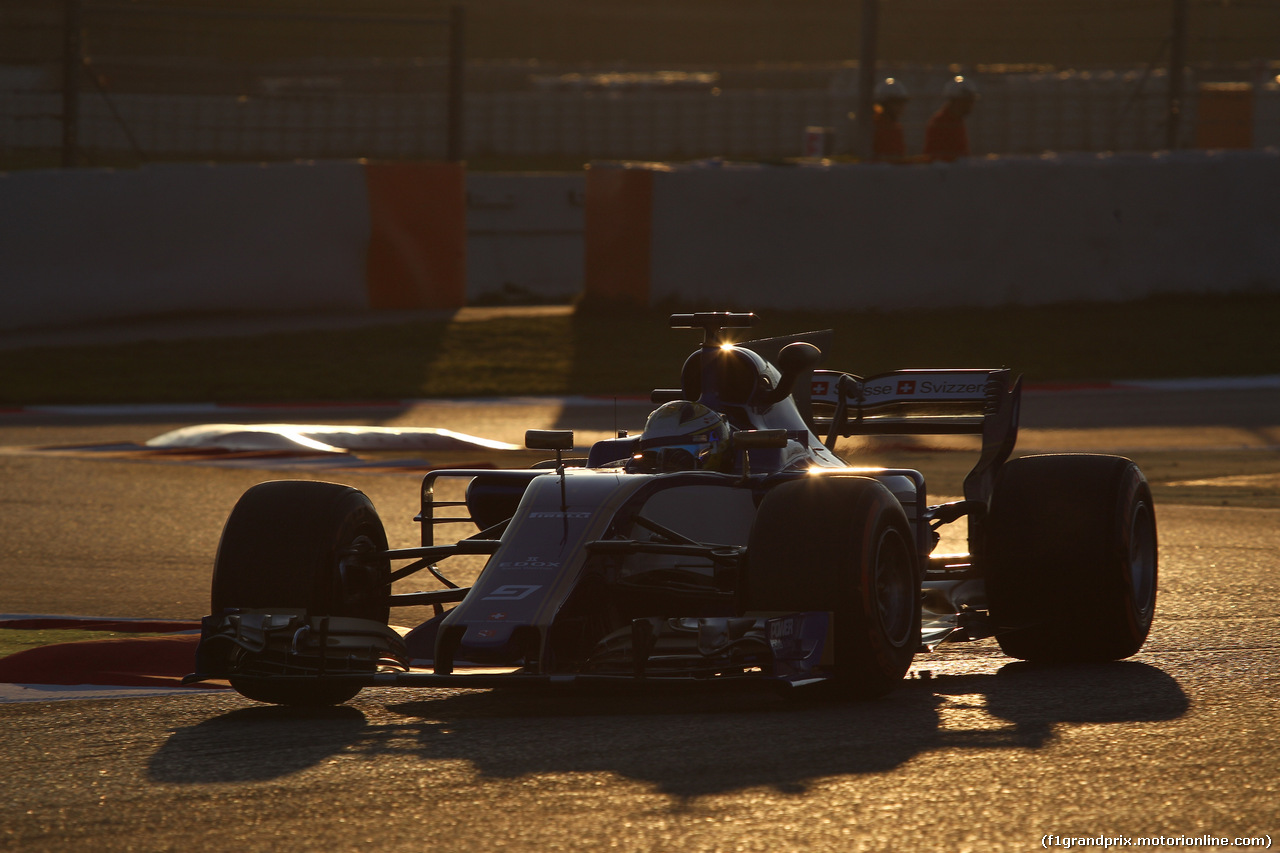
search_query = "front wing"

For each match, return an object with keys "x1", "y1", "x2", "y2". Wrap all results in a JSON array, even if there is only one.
[{"x1": 186, "y1": 610, "x2": 835, "y2": 693}]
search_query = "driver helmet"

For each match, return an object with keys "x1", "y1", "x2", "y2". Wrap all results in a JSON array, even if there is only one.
[{"x1": 634, "y1": 401, "x2": 731, "y2": 473}]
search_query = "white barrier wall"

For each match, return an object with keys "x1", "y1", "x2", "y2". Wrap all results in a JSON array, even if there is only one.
[
  {"x1": 467, "y1": 173, "x2": 584, "y2": 303},
  {"x1": 588, "y1": 150, "x2": 1280, "y2": 310},
  {"x1": 6, "y1": 152, "x2": 1278, "y2": 332},
  {"x1": 0, "y1": 161, "x2": 466, "y2": 331},
  {"x1": 0, "y1": 163, "x2": 370, "y2": 330}
]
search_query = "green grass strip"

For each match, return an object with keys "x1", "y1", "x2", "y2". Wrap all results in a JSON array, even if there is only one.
[
  {"x1": 1, "y1": 294, "x2": 1277, "y2": 405},
  {"x1": 0, "y1": 629, "x2": 174, "y2": 660}
]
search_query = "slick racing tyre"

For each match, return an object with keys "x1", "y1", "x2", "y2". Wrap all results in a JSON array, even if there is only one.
[
  {"x1": 746, "y1": 476, "x2": 919, "y2": 698},
  {"x1": 212, "y1": 480, "x2": 391, "y2": 706},
  {"x1": 986, "y1": 454, "x2": 1158, "y2": 662}
]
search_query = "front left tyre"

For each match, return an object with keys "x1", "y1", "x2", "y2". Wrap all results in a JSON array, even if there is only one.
[{"x1": 211, "y1": 480, "x2": 391, "y2": 706}]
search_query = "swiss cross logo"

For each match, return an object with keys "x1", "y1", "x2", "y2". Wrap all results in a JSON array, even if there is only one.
[
  {"x1": 811, "y1": 380, "x2": 830, "y2": 396},
  {"x1": 897, "y1": 380, "x2": 917, "y2": 395}
]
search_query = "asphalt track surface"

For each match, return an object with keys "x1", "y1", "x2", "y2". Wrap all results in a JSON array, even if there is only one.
[{"x1": 1, "y1": 388, "x2": 1278, "y2": 852}]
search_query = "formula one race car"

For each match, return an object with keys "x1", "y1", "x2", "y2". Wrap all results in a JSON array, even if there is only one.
[{"x1": 187, "y1": 312, "x2": 1158, "y2": 705}]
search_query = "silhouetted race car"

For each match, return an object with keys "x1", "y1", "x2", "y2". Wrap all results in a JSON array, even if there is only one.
[{"x1": 187, "y1": 312, "x2": 1158, "y2": 705}]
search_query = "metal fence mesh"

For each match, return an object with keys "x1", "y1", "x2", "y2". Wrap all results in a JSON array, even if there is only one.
[
  {"x1": 1, "y1": 2, "x2": 459, "y2": 167},
  {"x1": 2, "y1": 1, "x2": 1278, "y2": 169}
]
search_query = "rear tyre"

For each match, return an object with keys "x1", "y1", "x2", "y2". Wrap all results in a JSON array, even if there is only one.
[
  {"x1": 746, "y1": 476, "x2": 919, "y2": 698},
  {"x1": 211, "y1": 480, "x2": 391, "y2": 706},
  {"x1": 986, "y1": 454, "x2": 1157, "y2": 662}
]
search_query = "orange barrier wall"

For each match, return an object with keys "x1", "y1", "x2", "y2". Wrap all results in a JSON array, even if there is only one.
[
  {"x1": 365, "y1": 161, "x2": 467, "y2": 310},
  {"x1": 582, "y1": 164, "x2": 654, "y2": 305},
  {"x1": 1195, "y1": 83, "x2": 1254, "y2": 150}
]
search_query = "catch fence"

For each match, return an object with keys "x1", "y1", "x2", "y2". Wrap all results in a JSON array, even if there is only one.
[
  {"x1": 1, "y1": 1, "x2": 463, "y2": 168},
  {"x1": 2, "y1": 1, "x2": 1278, "y2": 169}
]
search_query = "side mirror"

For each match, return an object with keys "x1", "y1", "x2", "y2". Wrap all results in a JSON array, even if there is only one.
[
  {"x1": 525, "y1": 429, "x2": 574, "y2": 451},
  {"x1": 756, "y1": 342, "x2": 823, "y2": 407},
  {"x1": 777, "y1": 341, "x2": 822, "y2": 373}
]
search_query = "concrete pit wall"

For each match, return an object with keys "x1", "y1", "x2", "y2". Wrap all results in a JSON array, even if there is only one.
[
  {"x1": 3, "y1": 150, "x2": 1278, "y2": 332},
  {"x1": 0, "y1": 160, "x2": 466, "y2": 331},
  {"x1": 467, "y1": 173, "x2": 585, "y2": 304},
  {"x1": 584, "y1": 150, "x2": 1280, "y2": 310}
]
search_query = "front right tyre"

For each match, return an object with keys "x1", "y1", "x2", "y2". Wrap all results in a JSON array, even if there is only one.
[{"x1": 745, "y1": 476, "x2": 919, "y2": 698}]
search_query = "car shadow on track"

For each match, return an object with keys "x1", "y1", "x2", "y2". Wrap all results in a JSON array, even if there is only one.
[{"x1": 148, "y1": 661, "x2": 1188, "y2": 796}]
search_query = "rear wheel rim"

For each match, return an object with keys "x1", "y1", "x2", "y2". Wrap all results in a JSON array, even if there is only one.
[
  {"x1": 1128, "y1": 501, "x2": 1157, "y2": 614},
  {"x1": 874, "y1": 527, "x2": 914, "y2": 647}
]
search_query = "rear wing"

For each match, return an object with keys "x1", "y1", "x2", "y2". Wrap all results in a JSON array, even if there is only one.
[
  {"x1": 810, "y1": 368, "x2": 1022, "y2": 506},
  {"x1": 811, "y1": 368, "x2": 1017, "y2": 437}
]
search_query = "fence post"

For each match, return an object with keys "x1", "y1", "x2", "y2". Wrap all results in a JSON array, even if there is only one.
[
  {"x1": 61, "y1": 0, "x2": 81, "y2": 167},
  {"x1": 854, "y1": 0, "x2": 879, "y2": 160},
  {"x1": 446, "y1": 4, "x2": 466, "y2": 161},
  {"x1": 1166, "y1": 0, "x2": 1188, "y2": 149}
]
